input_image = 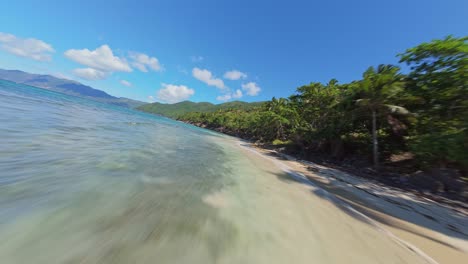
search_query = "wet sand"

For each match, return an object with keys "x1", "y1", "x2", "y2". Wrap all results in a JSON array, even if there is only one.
[{"x1": 233, "y1": 139, "x2": 468, "y2": 264}]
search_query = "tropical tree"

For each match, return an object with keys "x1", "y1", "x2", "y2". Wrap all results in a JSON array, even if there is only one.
[
  {"x1": 399, "y1": 35, "x2": 468, "y2": 167},
  {"x1": 171, "y1": 36, "x2": 466, "y2": 177},
  {"x1": 264, "y1": 97, "x2": 299, "y2": 140},
  {"x1": 354, "y1": 65, "x2": 407, "y2": 168}
]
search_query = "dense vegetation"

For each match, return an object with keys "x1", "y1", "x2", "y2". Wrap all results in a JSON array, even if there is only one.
[
  {"x1": 140, "y1": 36, "x2": 467, "y2": 193},
  {"x1": 137, "y1": 100, "x2": 264, "y2": 118}
]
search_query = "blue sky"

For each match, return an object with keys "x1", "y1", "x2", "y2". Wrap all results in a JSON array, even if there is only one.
[{"x1": 0, "y1": 0, "x2": 467, "y2": 103}]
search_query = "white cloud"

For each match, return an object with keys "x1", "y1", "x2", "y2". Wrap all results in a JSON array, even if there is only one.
[
  {"x1": 191, "y1": 55, "x2": 204, "y2": 62},
  {"x1": 156, "y1": 83, "x2": 195, "y2": 103},
  {"x1": 120, "y1": 80, "x2": 132, "y2": 87},
  {"x1": 0, "y1": 33, "x2": 15, "y2": 42},
  {"x1": 148, "y1": 95, "x2": 155, "y2": 102},
  {"x1": 242, "y1": 82, "x2": 261, "y2": 96},
  {"x1": 0, "y1": 32, "x2": 54, "y2": 61},
  {"x1": 216, "y1": 89, "x2": 243, "y2": 101},
  {"x1": 72, "y1": 68, "x2": 108, "y2": 80},
  {"x1": 129, "y1": 52, "x2": 162, "y2": 72},
  {"x1": 64, "y1": 45, "x2": 132, "y2": 72},
  {"x1": 216, "y1": 94, "x2": 232, "y2": 101},
  {"x1": 223, "y1": 70, "x2": 247, "y2": 80},
  {"x1": 52, "y1": 72, "x2": 73, "y2": 80},
  {"x1": 192, "y1": 68, "x2": 226, "y2": 90},
  {"x1": 232, "y1": 89, "x2": 243, "y2": 99}
]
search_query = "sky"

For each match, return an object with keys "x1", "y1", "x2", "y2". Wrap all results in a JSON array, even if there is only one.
[{"x1": 0, "y1": 0, "x2": 467, "y2": 104}]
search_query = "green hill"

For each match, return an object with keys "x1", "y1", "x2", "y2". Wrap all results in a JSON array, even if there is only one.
[{"x1": 137, "y1": 100, "x2": 265, "y2": 118}]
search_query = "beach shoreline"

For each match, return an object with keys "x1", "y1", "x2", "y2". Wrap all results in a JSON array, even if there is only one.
[
  {"x1": 179, "y1": 119, "x2": 468, "y2": 207},
  {"x1": 230, "y1": 138, "x2": 468, "y2": 264}
]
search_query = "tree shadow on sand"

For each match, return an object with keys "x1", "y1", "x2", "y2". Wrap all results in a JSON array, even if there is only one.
[{"x1": 271, "y1": 168, "x2": 468, "y2": 253}]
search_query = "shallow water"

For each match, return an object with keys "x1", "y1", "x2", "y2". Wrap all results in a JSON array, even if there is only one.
[{"x1": 0, "y1": 80, "x2": 429, "y2": 263}]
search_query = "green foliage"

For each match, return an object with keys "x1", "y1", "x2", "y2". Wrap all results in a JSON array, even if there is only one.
[
  {"x1": 272, "y1": 139, "x2": 292, "y2": 146},
  {"x1": 399, "y1": 35, "x2": 468, "y2": 167},
  {"x1": 139, "y1": 36, "x2": 467, "y2": 170},
  {"x1": 352, "y1": 64, "x2": 408, "y2": 167},
  {"x1": 137, "y1": 100, "x2": 265, "y2": 118}
]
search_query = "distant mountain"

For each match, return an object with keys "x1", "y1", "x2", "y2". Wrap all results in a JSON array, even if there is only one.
[
  {"x1": 0, "y1": 69, "x2": 145, "y2": 108},
  {"x1": 138, "y1": 100, "x2": 265, "y2": 118}
]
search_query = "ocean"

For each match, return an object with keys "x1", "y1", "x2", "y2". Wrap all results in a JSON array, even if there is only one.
[{"x1": 0, "y1": 80, "x2": 429, "y2": 264}]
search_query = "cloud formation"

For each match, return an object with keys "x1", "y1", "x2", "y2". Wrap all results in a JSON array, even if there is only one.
[
  {"x1": 232, "y1": 89, "x2": 243, "y2": 99},
  {"x1": 156, "y1": 83, "x2": 195, "y2": 103},
  {"x1": 65, "y1": 45, "x2": 132, "y2": 73},
  {"x1": 72, "y1": 68, "x2": 108, "y2": 80},
  {"x1": 0, "y1": 32, "x2": 54, "y2": 61},
  {"x1": 216, "y1": 89, "x2": 243, "y2": 101},
  {"x1": 223, "y1": 70, "x2": 247, "y2": 80},
  {"x1": 192, "y1": 68, "x2": 226, "y2": 90},
  {"x1": 1, "y1": 32, "x2": 260, "y2": 103},
  {"x1": 52, "y1": 72, "x2": 73, "y2": 80},
  {"x1": 129, "y1": 52, "x2": 162, "y2": 72},
  {"x1": 242, "y1": 82, "x2": 261, "y2": 96},
  {"x1": 120, "y1": 80, "x2": 132, "y2": 87}
]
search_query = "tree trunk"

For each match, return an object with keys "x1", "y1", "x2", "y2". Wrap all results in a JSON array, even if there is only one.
[{"x1": 372, "y1": 109, "x2": 379, "y2": 169}]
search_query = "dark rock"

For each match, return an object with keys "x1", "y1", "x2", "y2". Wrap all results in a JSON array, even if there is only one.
[
  {"x1": 429, "y1": 168, "x2": 464, "y2": 193},
  {"x1": 408, "y1": 171, "x2": 442, "y2": 192},
  {"x1": 407, "y1": 168, "x2": 465, "y2": 194}
]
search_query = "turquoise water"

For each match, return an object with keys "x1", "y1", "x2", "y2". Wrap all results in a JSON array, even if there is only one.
[
  {"x1": 0, "y1": 80, "x2": 242, "y2": 262},
  {"x1": 0, "y1": 80, "x2": 430, "y2": 264},
  {"x1": 0, "y1": 80, "x2": 229, "y2": 215}
]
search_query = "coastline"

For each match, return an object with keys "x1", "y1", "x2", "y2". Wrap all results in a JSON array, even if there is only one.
[
  {"x1": 227, "y1": 137, "x2": 468, "y2": 264},
  {"x1": 181, "y1": 120, "x2": 467, "y2": 206}
]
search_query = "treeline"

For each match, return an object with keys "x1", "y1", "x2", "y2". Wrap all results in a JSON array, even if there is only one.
[
  {"x1": 138, "y1": 100, "x2": 264, "y2": 118},
  {"x1": 178, "y1": 36, "x2": 467, "y2": 174}
]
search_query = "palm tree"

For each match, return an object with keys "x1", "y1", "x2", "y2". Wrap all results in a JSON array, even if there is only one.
[
  {"x1": 355, "y1": 65, "x2": 408, "y2": 169},
  {"x1": 266, "y1": 97, "x2": 290, "y2": 140}
]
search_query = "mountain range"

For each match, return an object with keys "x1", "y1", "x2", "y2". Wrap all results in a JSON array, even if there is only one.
[
  {"x1": 0, "y1": 69, "x2": 265, "y2": 114},
  {"x1": 0, "y1": 69, "x2": 144, "y2": 108}
]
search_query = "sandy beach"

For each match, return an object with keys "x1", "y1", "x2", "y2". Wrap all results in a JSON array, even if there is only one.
[
  {"x1": 2, "y1": 81, "x2": 467, "y2": 263},
  {"x1": 230, "y1": 138, "x2": 468, "y2": 264}
]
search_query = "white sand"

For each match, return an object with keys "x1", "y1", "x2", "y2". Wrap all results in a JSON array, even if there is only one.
[{"x1": 231, "y1": 139, "x2": 468, "y2": 264}]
